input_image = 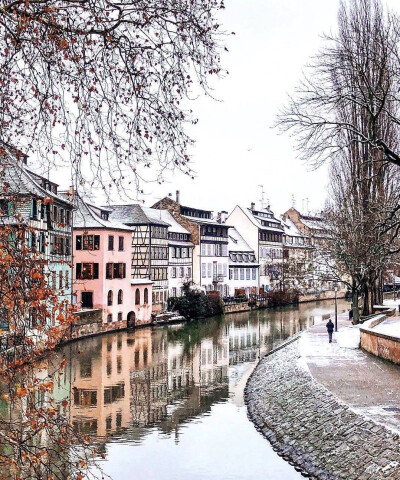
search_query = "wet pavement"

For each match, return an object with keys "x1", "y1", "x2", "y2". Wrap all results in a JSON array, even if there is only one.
[{"x1": 300, "y1": 309, "x2": 400, "y2": 433}]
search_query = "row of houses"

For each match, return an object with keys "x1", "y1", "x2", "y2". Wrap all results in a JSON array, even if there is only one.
[{"x1": 0, "y1": 146, "x2": 330, "y2": 331}]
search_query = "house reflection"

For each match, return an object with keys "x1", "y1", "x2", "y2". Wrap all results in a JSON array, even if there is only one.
[
  {"x1": 67, "y1": 324, "x2": 230, "y2": 439},
  {"x1": 65, "y1": 300, "x2": 348, "y2": 442}
]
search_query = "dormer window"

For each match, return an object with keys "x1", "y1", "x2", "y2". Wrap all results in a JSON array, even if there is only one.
[{"x1": 101, "y1": 211, "x2": 109, "y2": 220}]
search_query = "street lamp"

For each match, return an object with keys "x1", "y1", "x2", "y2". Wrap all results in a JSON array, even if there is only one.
[{"x1": 334, "y1": 282, "x2": 338, "y2": 332}]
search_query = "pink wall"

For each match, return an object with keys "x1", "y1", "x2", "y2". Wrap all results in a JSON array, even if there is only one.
[{"x1": 73, "y1": 229, "x2": 152, "y2": 325}]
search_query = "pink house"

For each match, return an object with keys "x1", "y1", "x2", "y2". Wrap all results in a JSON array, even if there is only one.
[{"x1": 72, "y1": 198, "x2": 152, "y2": 329}]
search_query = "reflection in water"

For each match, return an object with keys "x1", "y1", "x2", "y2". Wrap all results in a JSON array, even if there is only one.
[{"x1": 60, "y1": 299, "x2": 350, "y2": 480}]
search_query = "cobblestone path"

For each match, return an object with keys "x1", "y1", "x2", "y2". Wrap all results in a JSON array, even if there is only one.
[{"x1": 245, "y1": 339, "x2": 400, "y2": 480}]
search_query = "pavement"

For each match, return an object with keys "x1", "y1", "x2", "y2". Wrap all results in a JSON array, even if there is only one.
[{"x1": 300, "y1": 309, "x2": 400, "y2": 434}]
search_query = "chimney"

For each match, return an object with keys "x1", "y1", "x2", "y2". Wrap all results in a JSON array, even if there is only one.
[
  {"x1": 68, "y1": 185, "x2": 75, "y2": 200},
  {"x1": 251, "y1": 202, "x2": 255, "y2": 210},
  {"x1": 220, "y1": 210, "x2": 228, "y2": 223},
  {"x1": 176, "y1": 190, "x2": 180, "y2": 204}
]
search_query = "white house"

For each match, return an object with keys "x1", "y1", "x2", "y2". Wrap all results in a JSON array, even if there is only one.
[
  {"x1": 227, "y1": 203, "x2": 284, "y2": 292},
  {"x1": 227, "y1": 227, "x2": 259, "y2": 297}
]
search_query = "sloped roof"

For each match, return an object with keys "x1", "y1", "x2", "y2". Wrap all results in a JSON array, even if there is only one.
[
  {"x1": 234, "y1": 205, "x2": 283, "y2": 232},
  {"x1": 148, "y1": 208, "x2": 190, "y2": 234},
  {"x1": 228, "y1": 227, "x2": 253, "y2": 253},
  {"x1": 105, "y1": 204, "x2": 169, "y2": 226},
  {"x1": 281, "y1": 217, "x2": 304, "y2": 237},
  {"x1": 0, "y1": 143, "x2": 72, "y2": 207},
  {"x1": 73, "y1": 196, "x2": 133, "y2": 231}
]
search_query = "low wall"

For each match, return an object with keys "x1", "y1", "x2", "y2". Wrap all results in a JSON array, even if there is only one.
[
  {"x1": 61, "y1": 317, "x2": 152, "y2": 344},
  {"x1": 298, "y1": 290, "x2": 346, "y2": 303},
  {"x1": 225, "y1": 303, "x2": 250, "y2": 314},
  {"x1": 360, "y1": 328, "x2": 400, "y2": 365}
]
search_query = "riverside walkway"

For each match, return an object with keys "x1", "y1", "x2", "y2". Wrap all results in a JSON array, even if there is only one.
[{"x1": 246, "y1": 311, "x2": 400, "y2": 480}]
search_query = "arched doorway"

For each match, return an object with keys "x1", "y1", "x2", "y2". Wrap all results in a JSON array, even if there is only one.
[{"x1": 127, "y1": 311, "x2": 136, "y2": 329}]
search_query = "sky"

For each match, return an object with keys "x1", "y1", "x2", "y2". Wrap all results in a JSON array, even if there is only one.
[{"x1": 44, "y1": 0, "x2": 398, "y2": 217}]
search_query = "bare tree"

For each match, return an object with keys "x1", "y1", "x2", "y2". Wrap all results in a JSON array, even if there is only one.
[
  {"x1": 0, "y1": 0, "x2": 227, "y2": 195},
  {"x1": 277, "y1": 0, "x2": 400, "y2": 170}
]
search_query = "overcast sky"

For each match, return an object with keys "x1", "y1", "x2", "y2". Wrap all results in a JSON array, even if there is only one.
[{"x1": 45, "y1": 0, "x2": 398, "y2": 217}]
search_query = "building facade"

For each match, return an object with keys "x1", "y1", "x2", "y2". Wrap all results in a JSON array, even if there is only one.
[
  {"x1": 151, "y1": 208, "x2": 194, "y2": 298},
  {"x1": 227, "y1": 227, "x2": 259, "y2": 297},
  {"x1": 0, "y1": 144, "x2": 73, "y2": 331},
  {"x1": 152, "y1": 193, "x2": 230, "y2": 296},
  {"x1": 72, "y1": 198, "x2": 152, "y2": 327},
  {"x1": 227, "y1": 203, "x2": 283, "y2": 292},
  {"x1": 106, "y1": 204, "x2": 169, "y2": 313}
]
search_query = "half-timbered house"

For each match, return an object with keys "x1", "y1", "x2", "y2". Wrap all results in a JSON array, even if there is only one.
[{"x1": 106, "y1": 205, "x2": 169, "y2": 313}]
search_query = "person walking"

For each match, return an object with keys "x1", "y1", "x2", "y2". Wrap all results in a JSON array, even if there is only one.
[{"x1": 326, "y1": 319, "x2": 334, "y2": 343}]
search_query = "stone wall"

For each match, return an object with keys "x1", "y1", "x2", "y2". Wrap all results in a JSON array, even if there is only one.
[
  {"x1": 225, "y1": 303, "x2": 250, "y2": 314},
  {"x1": 245, "y1": 339, "x2": 400, "y2": 480},
  {"x1": 298, "y1": 290, "x2": 346, "y2": 303},
  {"x1": 361, "y1": 329, "x2": 400, "y2": 365}
]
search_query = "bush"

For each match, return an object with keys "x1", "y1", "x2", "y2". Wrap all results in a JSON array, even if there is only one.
[{"x1": 169, "y1": 282, "x2": 211, "y2": 320}]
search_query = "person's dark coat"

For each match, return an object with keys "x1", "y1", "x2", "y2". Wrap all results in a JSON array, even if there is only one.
[{"x1": 326, "y1": 320, "x2": 334, "y2": 333}]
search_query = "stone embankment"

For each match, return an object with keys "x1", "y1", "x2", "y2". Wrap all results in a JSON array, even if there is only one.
[{"x1": 245, "y1": 339, "x2": 400, "y2": 480}]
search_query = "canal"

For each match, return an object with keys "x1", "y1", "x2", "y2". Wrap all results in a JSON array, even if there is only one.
[{"x1": 61, "y1": 299, "x2": 350, "y2": 480}]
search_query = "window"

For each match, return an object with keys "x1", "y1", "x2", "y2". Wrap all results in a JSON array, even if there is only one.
[
  {"x1": 172, "y1": 287, "x2": 177, "y2": 297},
  {"x1": 252, "y1": 269, "x2": 257, "y2": 280},
  {"x1": 223, "y1": 264, "x2": 227, "y2": 277},
  {"x1": 187, "y1": 267, "x2": 192, "y2": 279},
  {"x1": 31, "y1": 199, "x2": 38, "y2": 220},
  {"x1": 246, "y1": 269, "x2": 250, "y2": 280},
  {"x1": 0, "y1": 200, "x2": 11, "y2": 216},
  {"x1": 234, "y1": 269, "x2": 238, "y2": 280},
  {"x1": 201, "y1": 263, "x2": 206, "y2": 278},
  {"x1": 81, "y1": 292, "x2": 93, "y2": 308},
  {"x1": 118, "y1": 312, "x2": 123, "y2": 322},
  {"x1": 207, "y1": 263, "x2": 212, "y2": 278},
  {"x1": 76, "y1": 234, "x2": 100, "y2": 250},
  {"x1": 179, "y1": 267, "x2": 184, "y2": 278},
  {"x1": 171, "y1": 267, "x2": 176, "y2": 278},
  {"x1": 118, "y1": 289, "x2": 123, "y2": 305},
  {"x1": 59, "y1": 271, "x2": 63, "y2": 289},
  {"x1": 106, "y1": 263, "x2": 126, "y2": 279},
  {"x1": 66, "y1": 210, "x2": 71, "y2": 226},
  {"x1": 240, "y1": 268, "x2": 244, "y2": 280},
  {"x1": 207, "y1": 244, "x2": 212, "y2": 256},
  {"x1": 107, "y1": 314, "x2": 112, "y2": 323},
  {"x1": 65, "y1": 270, "x2": 69, "y2": 288},
  {"x1": 144, "y1": 288, "x2": 148, "y2": 304},
  {"x1": 135, "y1": 288, "x2": 140, "y2": 305},
  {"x1": 52, "y1": 271, "x2": 56, "y2": 290},
  {"x1": 76, "y1": 263, "x2": 99, "y2": 280},
  {"x1": 118, "y1": 236, "x2": 124, "y2": 251},
  {"x1": 107, "y1": 290, "x2": 113, "y2": 306},
  {"x1": 108, "y1": 235, "x2": 114, "y2": 251}
]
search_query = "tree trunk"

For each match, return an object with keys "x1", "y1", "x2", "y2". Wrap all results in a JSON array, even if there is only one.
[{"x1": 352, "y1": 281, "x2": 360, "y2": 325}]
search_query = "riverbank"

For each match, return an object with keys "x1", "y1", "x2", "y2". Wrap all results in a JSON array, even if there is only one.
[{"x1": 245, "y1": 315, "x2": 400, "y2": 480}]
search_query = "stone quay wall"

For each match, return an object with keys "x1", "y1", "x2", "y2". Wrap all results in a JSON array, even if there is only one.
[
  {"x1": 224, "y1": 303, "x2": 251, "y2": 314},
  {"x1": 361, "y1": 329, "x2": 400, "y2": 366},
  {"x1": 245, "y1": 339, "x2": 400, "y2": 480}
]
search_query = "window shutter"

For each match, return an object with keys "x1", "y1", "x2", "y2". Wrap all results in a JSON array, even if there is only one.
[
  {"x1": 76, "y1": 236, "x2": 82, "y2": 250},
  {"x1": 76, "y1": 263, "x2": 82, "y2": 279},
  {"x1": 123, "y1": 263, "x2": 126, "y2": 278},
  {"x1": 106, "y1": 263, "x2": 112, "y2": 279},
  {"x1": 94, "y1": 263, "x2": 99, "y2": 279}
]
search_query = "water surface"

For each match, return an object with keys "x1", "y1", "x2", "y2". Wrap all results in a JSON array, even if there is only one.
[{"x1": 60, "y1": 299, "x2": 350, "y2": 480}]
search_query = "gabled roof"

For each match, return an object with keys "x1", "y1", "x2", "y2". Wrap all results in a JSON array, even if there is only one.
[
  {"x1": 281, "y1": 217, "x2": 304, "y2": 237},
  {"x1": 0, "y1": 143, "x2": 73, "y2": 207},
  {"x1": 149, "y1": 208, "x2": 190, "y2": 235},
  {"x1": 232, "y1": 205, "x2": 283, "y2": 232},
  {"x1": 73, "y1": 196, "x2": 133, "y2": 231},
  {"x1": 105, "y1": 204, "x2": 169, "y2": 226},
  {"x1": 228, "y1": 227, "x2": 254, "y2": 253}
]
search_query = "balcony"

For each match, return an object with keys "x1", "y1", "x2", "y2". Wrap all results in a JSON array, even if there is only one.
[{"x1": 213, "y1": 275, "x2": 224, "y2": 284}]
